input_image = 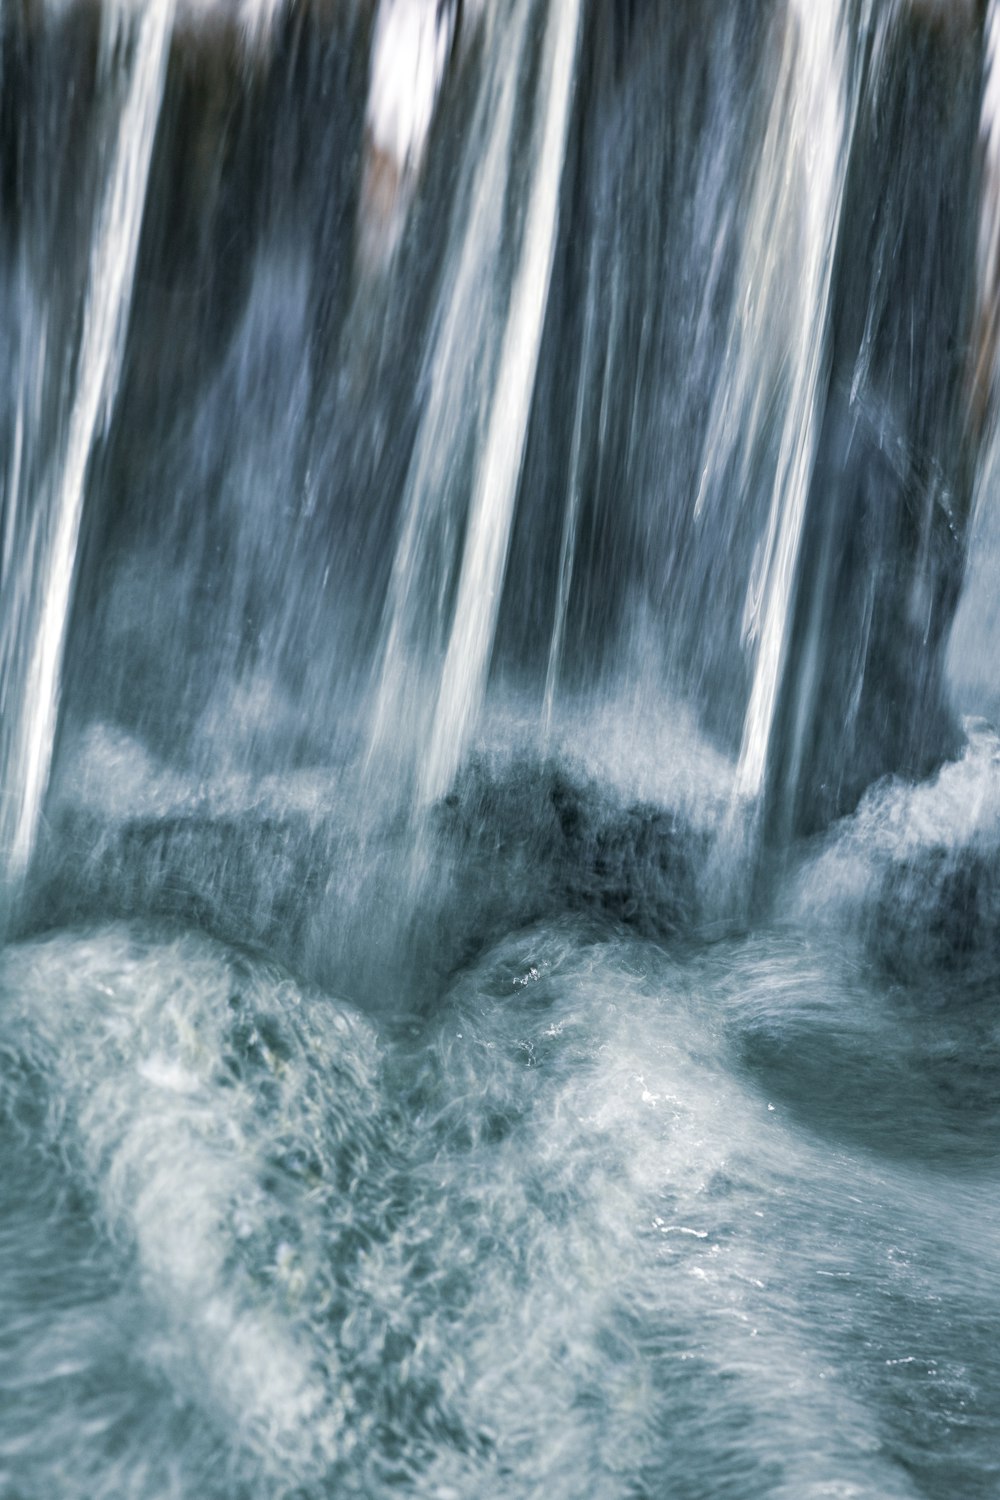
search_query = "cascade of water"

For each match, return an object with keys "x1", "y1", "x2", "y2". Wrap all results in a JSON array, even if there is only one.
[
  {"x1": 946, "y1": 0, "x2": 1000, "y2": 717},
  {"x1": 368, "y1": 0, "x2": 580, "y2": 803},
  {"x1": 0, "y1": 0, "x2": 174, "y2": 892},
  {"x1": 366, "y1": 0, "x2": 534, "y2": 782},
  {"x1": 542, "y1": 242, "x2": 601, "y2": 735},
  {"x1": 735, "y1": 0, "x2": 865, "y2": 801},
  {"x1": 974, "y1": 0, "x2": 1000, "y2": 431},
  {"x1": 419, "y1": 0, "x2": 581, "y2": 802},
  {"x1": 696, "y1": 0, "x2": 862, "y2": 803},
  {"x1": 239, "y1": 0, "x2": 285, "y2": 49},
  {"x1": 358, "y1": 0, "x2": 461, "y2": 273},
  {"x1": 3, "y1": 10, "x2": 1000, "y2": 1498}
]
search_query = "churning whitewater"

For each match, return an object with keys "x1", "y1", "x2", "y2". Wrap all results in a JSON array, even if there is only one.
[{"x1": 2, "y1": 1, "x2": 1000, "y2": 1497}]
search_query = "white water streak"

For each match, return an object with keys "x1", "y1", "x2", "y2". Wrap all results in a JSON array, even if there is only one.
[
  {"x1": 420, "y1": 0, "x2": 580, "y2": 801},
  {"x1": 367, "y1": 0, "x2": 533, "y2": 771},
  {"x1": 238, "y1": 0, "x2": 284, "y2": 49},
  {"x1": 543, "y1": 244, "x2": 600, "y2": 734},
  {"x1": 735, "y1": 0, "x2": 869, "y2": 800},
  {"x1": 0, "y1": 0, "x2": 174, "y2": 883},
  {"x1": 734, "y1": 0, "x2": 860, "y2": 799},
  {"x1": 697, "y1": 0, "x2": 859, "y2": 800},
  {"x1": 367, "y1": 0, "x2": 455, "y2": 170},
  {"x1": 945, "y1": 0, "x2": 1000, "y2": 712},
  {"x1": 974, "y1": 0, "x2": 1000, "y2": 432}
]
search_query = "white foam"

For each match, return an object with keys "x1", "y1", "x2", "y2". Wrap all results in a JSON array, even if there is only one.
[
  {"x1": 791, "y1": 720, "x2": 1000, "y2": 925},
  {"x1": 0, "y1": 925, "x2": 382, "y2": 1482}
]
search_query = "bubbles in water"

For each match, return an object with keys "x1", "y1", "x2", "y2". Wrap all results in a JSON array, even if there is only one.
[{"x1": 1, "y1": 3, "x2": 999, "y2": 1498}]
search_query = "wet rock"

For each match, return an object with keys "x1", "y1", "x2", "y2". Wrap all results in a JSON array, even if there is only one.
[
  {"x1": 24, "y1": 752, "x2": 709, "y2": 1007},
  {"x1": 767, "y1": 3, "x2": 986, "y2": 838},
  {"x1": 868, "y1": 842, "x2": 1000, "y2": 984}
]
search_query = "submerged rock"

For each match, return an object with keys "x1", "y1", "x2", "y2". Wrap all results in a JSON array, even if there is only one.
[
  {"x1": 871, "y1": 842, "x2": 1000, "y2": 984},
  {"x1": 25, "y1": 747, "x2": 710, "y2": 1009},
  {"x1": 789, "y1": 722, "x2": 1000, "y2": 985}
]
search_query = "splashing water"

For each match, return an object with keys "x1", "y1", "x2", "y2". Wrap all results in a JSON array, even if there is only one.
[{"x1": 0, "y1": 3, "x2": 998, "y2": 1498}]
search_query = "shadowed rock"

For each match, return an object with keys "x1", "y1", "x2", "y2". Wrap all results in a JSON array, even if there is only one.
[{"x1": 24, "y1": 753, "x2": 709, "y2": 1007}]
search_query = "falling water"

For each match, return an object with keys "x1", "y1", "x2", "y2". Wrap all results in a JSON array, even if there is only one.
[
  {"x1": 692, "y1": 0, "x2": 864, "y2": 803},
  {"x1": 1, "y1": 3, "x2": 999, "y2": 1498},
  {"x1": 368, "y1": 0, "x2": 580, "y2": 801},
  {"x1": 0, "y1": 0, "x2": 173, "y2": 892},
  {"x1": 542, "y1": 238, "x2": 600, "y2": 733},
  {"x1": 419, "y1": 0, "x2": 580, "y2": 802},
  {"x1": 950, "y1": 0, "x2": 1000, "y2": 721},
  {"x1": 367, "y1": 0, "x2": 538, "y2": 783}
]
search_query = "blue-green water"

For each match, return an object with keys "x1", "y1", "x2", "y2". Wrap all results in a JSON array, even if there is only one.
[
  {"x1": 1, "y1": 1, "x2": 999, "y2": 1495},
  {"x1": 4, "y1": 720, "x2": 1000, "y2": 1498}
]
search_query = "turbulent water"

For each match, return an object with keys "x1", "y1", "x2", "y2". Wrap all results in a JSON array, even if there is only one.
[{"x1": 2, "y1": 1, "x2": 1000, "y2": 1497}]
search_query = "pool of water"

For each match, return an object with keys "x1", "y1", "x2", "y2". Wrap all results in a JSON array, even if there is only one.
[{"x1": 3, "y1": 726, "x2": 1000, "y2": 1500}]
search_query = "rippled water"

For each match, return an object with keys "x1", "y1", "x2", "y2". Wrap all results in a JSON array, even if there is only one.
[
  {"x1": 1, "y1": 2, "x2": 997, "y2": 1495},
  {"x1": 3, "y1": 723, "x2": 1000, "y2": 1500}
]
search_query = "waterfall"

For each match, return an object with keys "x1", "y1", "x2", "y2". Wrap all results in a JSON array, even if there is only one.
[
  {"x1": 694, "y1": 0, "x2": 864, "y2": 803},
  {"x1": 542, "y1": 241, "x2": 601, "y2": 733},
  {"x1": 368, "y1": 0, "x2": 581, "y2": 803},
  {"x1": 947, "y1": 0, "x2": 1000, "y2": 720},
  {"x1": 0, "y1": 0, "x2": 173, "y2": 891},
  {"x1": 366, "y1": 0, "x2": 535, "y2": 781},
  {"x1": 2, "y1": 10, "x2": 998, "y2": 1496},
  {"x1": 420, "y1": 0, "x2": 581, "y2": 802}
]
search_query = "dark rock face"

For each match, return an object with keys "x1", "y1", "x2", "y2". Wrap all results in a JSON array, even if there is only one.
[
  {"x1": 434, "y1": 755, "x2": 707, "y2": 943},
  {"x1": 870, "y1": 842, "x2": 1000, "y2": 985},
  {"x1": 25, "y1": 753, "x2": 709, "y2": 1008},
  {"x1": 766, "y1": 4, "x2": 986, "y2": 839}
]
